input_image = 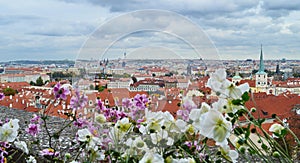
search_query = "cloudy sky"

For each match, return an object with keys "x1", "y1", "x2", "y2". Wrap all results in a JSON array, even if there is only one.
[{"x1": 1, "y1": 0, "x2": 300, "y2": 61}]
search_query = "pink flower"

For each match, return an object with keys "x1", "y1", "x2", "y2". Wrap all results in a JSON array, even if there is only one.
[
  {"x1": 73, "y1": 118, "x2": 89, "y2": 128},
  {"x1": 53, "y1": 83, "x2": 70, "y2": 100},
  {"x1": 26, "y1": 124, "x2": 41, "y2": 137},
  {"x1": 88, "y1": 125, "x2": 99, "y2": 137},
  {"x1": 117, "y1": 111, "x2": 127, "y2": 119},
  {"x1": 122, "y1": 98, "x2": 133, "y2": 108},
  {"x1": 96, "y1": 99, "x2": 106, "y2": 111},
  {"x1": 70, "y1": 89, "x2": 88, "y2": 111},
  {"x1": 0, "y1": 93, "x2": 4, "y2": 101},
  {"x1": 40, "y1": 148, "x2": 59, "y2": 157},
  {"x1": 177, "y1": 110, "x2": 190, "y2": 121},
  {"x1": 133, "y1": 94, "x2": 148, "y2": 110},
  {"x1": 30, "y1": 114, "x2": 40, "y2": 123},
  {"x1": 0, "y1": 147, "x2": 8, "y2": 163}
]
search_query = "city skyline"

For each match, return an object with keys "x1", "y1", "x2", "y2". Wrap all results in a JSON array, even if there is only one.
[{"x1": 1, "y1": 0, "x2": 300, "y2": 61}]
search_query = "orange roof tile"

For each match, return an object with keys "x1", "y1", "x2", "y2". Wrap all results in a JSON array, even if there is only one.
[{"x1": 245, "y1": 92, "x2": 300, "y2": 120}]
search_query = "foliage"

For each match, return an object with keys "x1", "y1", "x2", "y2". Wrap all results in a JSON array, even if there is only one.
[
  {"x1": 112, "y1": 73, "x2": 131, "y2": 78},
  {"x1": 36, "y1": 76, "x2": 44, "y2": 86},
  {"x1": 51, "y1": 72, "x2": 74, "y2": 78},
  {"x1": 3, "y1": 88, "x2": 16, "y2": 96},
  {"x1": 293, "y1": 73, "x2": 300, "y2": 77}
]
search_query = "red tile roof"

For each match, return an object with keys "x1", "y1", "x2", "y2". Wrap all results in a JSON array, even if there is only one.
[
  {"x1": 239, "y1": 79, "x2": 256, "y2": 87},
  {"x1": 0, "y1": 82, "x2": 30, "y2": 91},
  {"x1": 245, "y1": 92, "x2": 300, "y2": 120},
  {"x1": 157, "y1": 99, "x2": 181, "y2": 117}
]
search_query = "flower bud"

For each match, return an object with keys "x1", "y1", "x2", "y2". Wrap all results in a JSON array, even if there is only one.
[
  {"x1": 250, "y1": 107, "x2": 256, "y2": 112},
  {"x1": 95, "y1": 114, "x2": 106, "y2": 123},
  {"x1": 239, "y1": 146, "x2": 246, "y2": 154},
  {"x1": 65, "y1": 153, "x2": 71, "y2": 159},
  {"x1": 272, "y1": 151, "x2": 280, "y2": 158}
]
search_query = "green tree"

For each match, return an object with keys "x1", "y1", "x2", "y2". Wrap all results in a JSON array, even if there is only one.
[
  {"x1": 98, "y1": 86, "x2": 106, "y2": 92},
  {"x1": 89, "y1": 84, "x2": 95, "y2": 90},
  {"x1": 36, "y1": 76, "x2": 44, "y2": 86},
  {"x1": 30, "y1": 81, "x2": 35, "y2": 86},
  {"x1": 3, "y1": 88, "x2": 16, "y2": 96}
]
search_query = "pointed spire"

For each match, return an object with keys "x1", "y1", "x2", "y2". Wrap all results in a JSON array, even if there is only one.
[{"x1": 257, "y1": 44, "x2": 266, "y2": 74}]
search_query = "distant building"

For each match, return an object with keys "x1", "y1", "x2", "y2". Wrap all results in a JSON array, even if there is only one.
[
  {"x1": 187, "y1": 63, "x2": 192, "y2": 75},
  {"x1": 130, "y1": 79, "x2": 164, "y2": 92},
  {"x1": 0, "y1": 73, "x2": 50, "y2": 83},
  {"x1": 177, "y1": 78, "x2": 190, "y2": 89},
  {"x1": 232, "y1": 71, "x2": 242, "y2": 85},
  {"x1": 254, "y1": 45, "x2": 268, "y2": 92},
  {"x1": 107, "y1": 78, "x2": 131, "y2": 89}
]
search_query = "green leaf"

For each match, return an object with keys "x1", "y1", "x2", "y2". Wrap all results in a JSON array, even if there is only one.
[
  {"x1": 258, "y1": 118, "x2": 265, "y2": 125},
  {"x1": 241, "y1": 92, "x2": 250, "y2": 102},
  {"x1": 232, "y1": 99, "x2": 243, "y2": 105},
  {"x1": 261, "y1": 143, "x2": 268, "y2": 150},
  {"x1": 227, "y1": 112, "x2": 234, "y2": 117},
  {"x1": 281, "y1": 129, "x2": 287, "y2": 137},
  {"x1": 234, "y1": 127, "x2": 243, "y2": 136},
  {"x1": 245, "y1": 124, "x2": 250, "y2": 139}
]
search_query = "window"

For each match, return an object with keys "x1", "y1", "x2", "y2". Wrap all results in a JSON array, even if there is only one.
[
  {"x1": 105, "y1": 99, "x2": 109, "y2": 105},
  {"x1": 89, "y1": 100, "x2": 93, "y2": 106}
]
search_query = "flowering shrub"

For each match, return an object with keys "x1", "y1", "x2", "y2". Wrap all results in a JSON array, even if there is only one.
[{"x1": 0, "y1": 69, "x2": 299, "y2": 163}]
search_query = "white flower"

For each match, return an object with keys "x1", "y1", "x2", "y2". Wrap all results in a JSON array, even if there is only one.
[
  {"x1": 207, "y1": 69, "x2": 231, "y2": 94},
  {"x1": 109, "y1": 118, "x2": 132, "y2": 144},
  {"x1": 212, "y1": 98, "x2": 244, "y2": 114},
  {"x1": 92, "y1": 150, "x2": 105, "y2": 161},
  {"x1": 143, "y1": 110, "x2": 176, "y2": 134},
  {"x1": 115, "y1": 118, "x2": 132, "y2": 133},
  {"x1": 172, "y1": 157, "x2": 196, "y2": 163},
  {"x1": 14, "y1": 141, "x2": 29, "y2": 154},
  {"x1": 189, "y1": 102, "x2": 210, "y2": 130},
  {"x1": 70, "y1": 161, "x2": 80, "y2": 163},
  {"x1": 161, "y1": 111, "x2": 175, "y2": 127},
  {"x1": 139, "y1": 151, "x2": 164, "y2": 163},
  {"x1": 269, "y1": 123, "x2": 285, "y2": 137},
  {"x1": 220, "y1": 144, "x2": 239, "y2": 163},
  {"x1": 0, "y1": 119, "x2": 19, "y2": 142},
  {"x1": 77, "y1": 128, "x2": 92, "y2": 142},
  {"x1": 199, "y1": 109, "x2": 232, "y2": 145},
  {"x1": 126, "y1": 136, "x2": 148, "y2": 150},
  {"x1": 189, "y1": 109, "x2": 202, "y2": 130},
  {"x1": 174, "y1": 119, "x2": 187, "y2": 133},
  {"x1": 77, "y1": 128, "x2": 101, "y2": 150},
  {"x1": 150, "y1": 130, "x2": 173, "y2": 145},
  {"x1": 224, "y1": 83, "x2": 249, "y2": 99},
  {"x1": 207, "y1": 69, "x2": 249, "y2": 99},
  {"x1": 26, "y1": 155, "x2": 37, "y2": 163}
]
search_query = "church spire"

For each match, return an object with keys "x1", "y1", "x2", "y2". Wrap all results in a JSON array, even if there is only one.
[{"x1": 258, "y1": 44, "x2": 265, "y2": 73}]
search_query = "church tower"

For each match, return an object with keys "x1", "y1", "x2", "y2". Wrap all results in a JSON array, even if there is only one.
[
  {"x1": 255, "y1": 45, "x2": 268, "y2": 90},
  {"x1": 122, "y1": 52, "x2": 126, "y2": 68}
]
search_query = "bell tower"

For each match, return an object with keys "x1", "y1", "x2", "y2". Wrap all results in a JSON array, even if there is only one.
[{"x1": 255, "y1": 44, "x2": 268, "y2": 90}]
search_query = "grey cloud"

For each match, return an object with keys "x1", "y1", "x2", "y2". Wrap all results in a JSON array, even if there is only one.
[
  {"x1": 289, "y1": 23, "x2": 300, "y2": 33},
  {"x1": 263, "y1": 0, "x2": 300, "y2": 10},
  {"x1": 62, "y1": 0, "x2": 259, "y2": 18},
  {"x1": 0, "y1": 14, "x2": 44, "y2": 25}
]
